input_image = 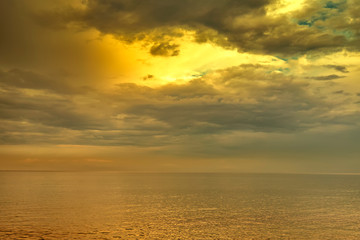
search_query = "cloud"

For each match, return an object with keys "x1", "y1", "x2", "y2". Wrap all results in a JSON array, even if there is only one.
[
  {"x1": 150, "y1": 42, "x2": 180, "y2": 56},
  {"x1": 333, "y1": 90, "x2": 344, "y2": 94},
  {"x1": 142, "y1": 74, "x2": 154, "y2": 80},
  {"x1": 324, "y1": 64, "x2": 349, "y2": 73},
  {"x1": 310, "y1": 74, "x2": 345, "y2": 80},
  {"x1": 158, "y1": 79, "x2": 218, "y2": 99},
  {"x1": 31, "y1": 0, "x2": 360, "y2": 57},
  {"x1": 1, "y1": 63, "x2": 358, "y2": 148},
  {"x1": 0, "y1": 68, "x2": 80, "y2": 94},
  {"x1": 125, "y1": 65, "x2": 355, "y2": 136}
]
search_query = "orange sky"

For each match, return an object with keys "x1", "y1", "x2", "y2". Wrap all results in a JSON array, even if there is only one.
[{"x1": 1, "y1": 0, "x2": 360, "y2": 173}]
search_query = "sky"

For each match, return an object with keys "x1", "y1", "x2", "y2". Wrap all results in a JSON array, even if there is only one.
[{"x1": 1, "y1": 0, "x2": 360, "y2": 173}]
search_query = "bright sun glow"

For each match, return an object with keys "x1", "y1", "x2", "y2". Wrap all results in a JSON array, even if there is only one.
[
  {"x1": 266, "y1": 0, "x2": 306, "y2": 17},
  {"x1": 110, "y1": 31, "x2": 285, "y2": 87}
]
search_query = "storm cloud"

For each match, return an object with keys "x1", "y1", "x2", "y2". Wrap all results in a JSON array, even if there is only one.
[{"x1": 34, "y1": 0, "x2": 360, "y2": 56}]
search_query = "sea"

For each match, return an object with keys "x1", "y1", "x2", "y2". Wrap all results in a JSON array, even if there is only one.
[{"x1": 0, "y1": 172, "x2": 360, "y2": 239}]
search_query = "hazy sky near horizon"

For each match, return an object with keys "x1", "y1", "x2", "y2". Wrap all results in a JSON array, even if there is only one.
[{"x1": 1, "y1": 0, "x2": 360, "y2": 172}]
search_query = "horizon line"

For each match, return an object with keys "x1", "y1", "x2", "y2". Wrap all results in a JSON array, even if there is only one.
[{"x1": 1, "y1": 170, "x2": 360, "y2": 175}]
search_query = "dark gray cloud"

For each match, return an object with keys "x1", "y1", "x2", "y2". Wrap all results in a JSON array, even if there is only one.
[
  {"x1": 158, "y1": 79, "x2": 218, "y2": 99},
  {"x1": 77, "y1": 0, "x2": 272, "y2": 34},
  {"x1": 123, "y1": 65, "x2": 356, "y2": 135},
  {"x1": 32, "y1": 0, "x2": 360, "y2": 57},
  {"x1": 0, "y1": 69, "x2": 81, "y2": 94},
  {"x1": 310, "y1": 74, "x2": 345, "y2": 81},
  {"x1": 1, "y1": 61, "x2": 360, "y2": 172},
  {"x1": 1, "y1": 64, "x2": 355, "y2": 146},
  {"x1": 0, "y1": 70, "x2": 108, "y2": 135},
  {"x1": 333, "y1": 90, "x2": 344, "y2": 94},
  {"x1": 150, "y1": 42, "x2": 180, "y2": 56},
  {"x1": 0, "y1": 92, "x2": 103, "y2": 131},
  {"x1": 324, "y1": 64, "x2": 349, "y2": 73}
]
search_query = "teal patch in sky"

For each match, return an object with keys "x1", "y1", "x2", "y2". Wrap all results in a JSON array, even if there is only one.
[
  {"x1": 275, "y1": 56, "x2": 299, "y2": 62},
  {"x1": 297, "y1": 1, "x2": 347, "y2": 28},
  {"x1": 315, "y1": 25, "x2": 326, "y2": 30},
  {"x1": 298, "y1": 20, "x2": 312, "y2": 27},
  {"x1": 275, "y1": 56, "x2": 288, "y2": 62},
  {"x1": 324, "y1": 1, "x2": 347, "y2": 12},
  {"x1": 333, "y1": 29, "x2": 354, "y2": 40},
  {"x1": 297, "y1": 12, "x2": 330, "y2": 28},
  {"x1": 325, "y1": 1, "x2": 339, "y2": 9},
  {"x1": 192, "y1": 71, "x2": 208, "y2": 78},
  {"x1": 277, "y1": 68, "x2": 290, "y2": 74}
]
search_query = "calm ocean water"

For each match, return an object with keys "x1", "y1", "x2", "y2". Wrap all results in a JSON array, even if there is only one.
[{"x1": 0, "y1": 172, "x2": 360, "y2": 239}]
